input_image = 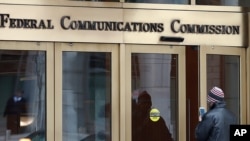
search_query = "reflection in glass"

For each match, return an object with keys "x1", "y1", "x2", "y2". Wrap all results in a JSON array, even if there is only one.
[
  {"x1": 72, "y1": 0, "x2": 119, "y2": 2},
  {"x1": 0, "y1": 50, "x2": 46, "y2": 141},
  {"x1": 131, "y1": 53, "x2": 177, "y2": 141},
  {"x1": 126, "y1": 0, "x2": 189, "y2": 4},
  {"x1": 63, "y1": 52, "x2": 111, "y2": 141},
  {"x1": 207, "y1": 55, "x2": 240, "y2": 123},
  {"x1": 196, "y1": 0, "x2": 250, "y2": 6}
]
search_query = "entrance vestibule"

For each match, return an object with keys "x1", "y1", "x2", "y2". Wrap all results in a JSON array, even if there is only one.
[{"x1": 0, "y1": 42, "x2": 247, "y2": 141}]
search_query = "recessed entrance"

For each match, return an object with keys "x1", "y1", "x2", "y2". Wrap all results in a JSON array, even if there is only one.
[{"x1": 0, "y1": 42, "x2": 247, "y2": 141}]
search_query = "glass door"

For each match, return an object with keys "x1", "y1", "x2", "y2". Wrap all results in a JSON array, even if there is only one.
[
  {"x1": 0, "y1": 41, "x2": 54, "y2": 141},
  {"x1": 124, "y1": 45, "x2": 186, "y2": 141},
  {"x1": 199, "y1": 46, "x2": 246, "y2": 124},
  {"x1": 55, "y1": 43, "x2": 119, "y2": 141}
]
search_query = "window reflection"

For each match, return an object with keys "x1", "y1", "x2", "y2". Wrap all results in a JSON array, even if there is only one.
[
  {"x1": 0, "y1": 50, "x2": 46, "y2": 141},
  {"x1": 196, "y1": 0, "x2": 221, "y2": 5},
  {"x1": 126, "y1": 0, "x2": 189, "y2": 4},
  {"x1": 63, "y1": 52, "x2": 111, "y2": 141},
  {"x1": 196, "y1": 0, "x2": 250, "y2": 6},
  {"x1": 73, "y1": 0, "x2": 119, "y2": 2},
  {"x1": 131, "y1": 53, "x2": 178, "y2": 141}
]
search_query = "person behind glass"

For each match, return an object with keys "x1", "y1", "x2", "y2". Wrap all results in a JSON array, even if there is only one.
[
  {"x1": 132, "y1": 90, "x2": 173, "y2": 141},
  {"x1": 195, "y1": 86, "x2": 237, "y2": 141},
  {"x1": 3, "y1": 89, "x2": 27, "y2": 134}
]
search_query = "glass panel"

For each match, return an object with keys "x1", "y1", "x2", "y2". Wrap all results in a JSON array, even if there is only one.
[
  {"x1": 196, "y1": 0, "x2": 250, "y2": 6},
  {"x1": 131, "y1": 53, "x2": 177, "y2": 141},
  {"x1": 62, "y1": 52, "x2": 111, "y2": 141},
  {"x1": 207, "y1": 55, "x2": 240, "y2": 123},
  {"x1": 71, "y1": 0, "x2": 120, "y2": 2},
  {"x1": 126, "y1": 0, "x2": 189, "y2": 4},
  {"x1": 0, "y1": 50, "x2": 46, "y2": 141}
]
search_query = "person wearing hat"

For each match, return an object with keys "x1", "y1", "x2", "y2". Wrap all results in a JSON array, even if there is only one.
[{"x1": 195, "y1": 86, "x2": 237, "y2": 141}]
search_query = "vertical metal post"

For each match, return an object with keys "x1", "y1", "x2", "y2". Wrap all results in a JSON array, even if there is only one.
[{"x1": 5, "y1": 130, "x2": 11, "y2": 141}]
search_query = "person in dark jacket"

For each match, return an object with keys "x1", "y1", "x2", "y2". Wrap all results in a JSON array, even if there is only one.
[
  {"x1": 132, "y1": 91, "x2": 173, "y2": 141},
  {"x1": 195, "y1": 86, "x2": 237, "y2": 141},
  {"x1": 3, "y1": 89, "x2": 27, "y2": 134}
]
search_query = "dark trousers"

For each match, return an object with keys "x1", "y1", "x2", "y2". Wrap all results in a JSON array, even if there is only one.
[{"x1": 6, "y1": 114, "x2": 20, "y2": 134}]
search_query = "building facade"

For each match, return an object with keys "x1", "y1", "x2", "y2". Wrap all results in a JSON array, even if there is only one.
[{"x1": 0, "y1": 0, "x2": 250, "y2": 141}]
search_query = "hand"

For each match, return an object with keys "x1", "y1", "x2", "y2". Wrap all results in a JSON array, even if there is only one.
[{"x1": 199, "y1": 115, "x2": 202, "y2": 121}]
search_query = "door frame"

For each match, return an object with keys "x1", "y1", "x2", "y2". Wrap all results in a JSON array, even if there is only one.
[
  {"x1": 0, "y1": 41, "x2": 55, "y2": 141},
  {"x1": 124, "y1": 44, "x2": 186, "y2": 141},
  {"x1": 199, "y1": 45, "x2": 246, "y2": 124},
  {"x1": 54, "y1": 42, "x2": 119, "y2": 141}
]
